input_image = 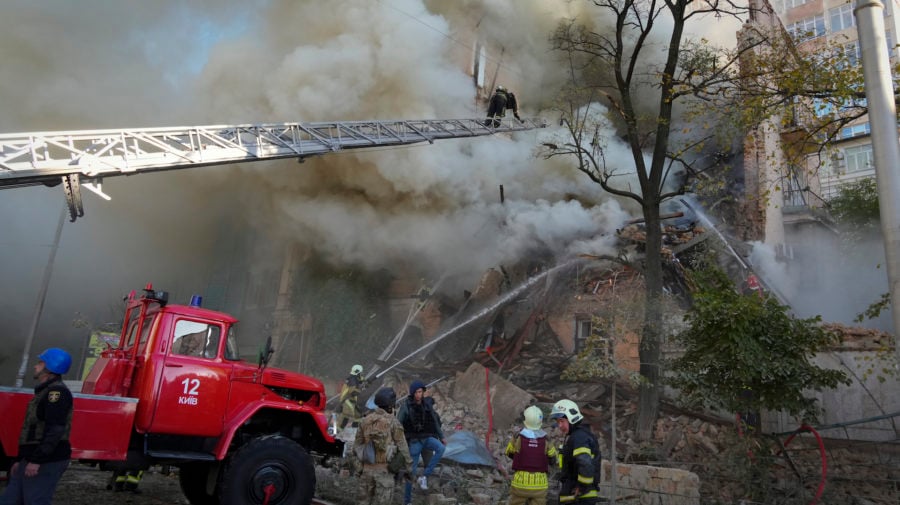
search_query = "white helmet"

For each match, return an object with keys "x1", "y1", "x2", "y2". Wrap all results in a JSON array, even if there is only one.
[
  {"x1": 523, "y1": 405, "x2": 543, "y2": 430},
  {"x1": 549, "y1": 399, "x2": 583, "y2": 424},
  {"x1": 350, "y1": 364, "x2": 363, "y2": 376}
]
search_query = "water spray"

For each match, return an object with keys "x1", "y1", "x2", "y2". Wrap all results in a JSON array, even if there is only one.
[
  {"x1": 678, "y1": 197, "x2": 790, "y2": 305},
  {"x1": 374, "y1": 259, "x2": 580, "y2": 379},
  {"x1": 679, "y1": 198, "x2": 748, "y2": 269}
]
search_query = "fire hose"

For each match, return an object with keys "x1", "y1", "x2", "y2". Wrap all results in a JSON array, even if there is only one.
[{"x1": 778, "y1": 424, "x2": 827, "y2": 505}]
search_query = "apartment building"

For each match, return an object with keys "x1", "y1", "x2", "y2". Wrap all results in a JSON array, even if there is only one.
[
  {"x1": 778, "y1": 0, "x2": 899, "y2": 200},
  {"x1": 739, "y1": 0, "x2": 899, "y2": 247}
]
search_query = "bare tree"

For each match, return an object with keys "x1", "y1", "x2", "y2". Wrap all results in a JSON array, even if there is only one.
[{"x1": 545, "y1": 0, "x2": 754, "y2": 441}]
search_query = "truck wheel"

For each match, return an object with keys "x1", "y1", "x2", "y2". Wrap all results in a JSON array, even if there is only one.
[
  {"x1": 179, "y1": 462, "x2": 218, "y2": 505},
  {"x1": 218, "y1": 435, "x2": 315, "y2": 505}
]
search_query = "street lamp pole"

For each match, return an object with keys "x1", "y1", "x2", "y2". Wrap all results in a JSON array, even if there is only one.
[
  {"x1": 855, "y1": 0, "x2": 900, "y2": 364},
  {"x1": 14, "y1": 205, "x2": 66, "y2": 387}
]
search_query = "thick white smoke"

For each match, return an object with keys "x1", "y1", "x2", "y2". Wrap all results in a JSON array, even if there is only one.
[{"x1": 0, "y1": 0, "x2": 747, "y2": 382}]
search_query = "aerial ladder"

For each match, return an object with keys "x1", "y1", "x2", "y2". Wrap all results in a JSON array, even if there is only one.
[{"x1": 0, "y1": 117, "x2": 547, "y2": 221}]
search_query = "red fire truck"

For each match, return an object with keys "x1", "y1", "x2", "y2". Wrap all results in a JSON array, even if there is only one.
[{"x1": 0, "y1": 284, "x2": 343, "y2": 505}]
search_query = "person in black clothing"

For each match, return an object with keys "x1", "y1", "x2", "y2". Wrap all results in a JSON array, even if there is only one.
[
  {"x1": 485, "y1": 85, "x2": 521, "y2": 127},
  {"x1": 0, "y1": 348, "x2": 74, "y2": 505},
  {"x1": 549, "y1": 399, "x2": 602, "y2": 504},
  {"x1": 397, "y1": 380, "x2": 445, "y2": 505}
]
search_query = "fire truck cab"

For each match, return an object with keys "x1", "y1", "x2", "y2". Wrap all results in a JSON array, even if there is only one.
[{"x1": 0, "y1": 284, "x2": 342, "y2": 505}]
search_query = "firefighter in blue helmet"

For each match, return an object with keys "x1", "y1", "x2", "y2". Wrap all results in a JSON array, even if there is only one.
[
  {"x1": 549, "y1": 399, "x2": 602, "y2": 504},
  {"x1": 0, "y1": 348, "x2": 74, "y2": 505}
]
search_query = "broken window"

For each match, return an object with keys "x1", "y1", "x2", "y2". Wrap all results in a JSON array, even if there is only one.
[
  {"x1": 473, "y1": 42, "x2": 486, "y2": 90},
  {"x1": 574, "y1": 315, "x2": 612, "y2": 362}
]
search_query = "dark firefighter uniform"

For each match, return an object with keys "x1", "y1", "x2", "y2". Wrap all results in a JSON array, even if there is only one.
[
  {"x1": 558, "y1": 422, "x2": 602, "y2": 504},
  {"x1": 485, "y1": 86, "x2": 521, "y2": 127},
  {"x1": 0, "y1": 378, "x2": 73, "y2": 505}
]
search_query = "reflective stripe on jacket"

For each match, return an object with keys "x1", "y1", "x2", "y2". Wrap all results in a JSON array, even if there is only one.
[
  {"x1": 558, "y1": 422, "x2": 601, "y2": 502},
  {"x1": 506, "y1": 430, "x2": 557, "y2": 491}
]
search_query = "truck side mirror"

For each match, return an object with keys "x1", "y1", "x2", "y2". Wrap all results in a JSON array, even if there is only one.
[{"x1": 258, "y1": 336, "x2": 274, "y2": 367}]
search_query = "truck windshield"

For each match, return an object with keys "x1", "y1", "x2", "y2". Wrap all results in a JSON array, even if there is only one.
[
  {"x1": 125, "y1": 313, "x2": 155, "y2": 354},
  {"x1": 224, "y1": 325, "x2": 239, "y2": 361}
]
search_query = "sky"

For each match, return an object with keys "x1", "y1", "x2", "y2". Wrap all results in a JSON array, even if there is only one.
[{"x1": 0, "y1": 0, "x2": 753, "y2": 383}]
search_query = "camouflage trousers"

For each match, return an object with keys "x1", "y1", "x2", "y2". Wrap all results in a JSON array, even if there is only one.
[{"x1": 357, "y1": 465, "x2": 397, "y2": 505}]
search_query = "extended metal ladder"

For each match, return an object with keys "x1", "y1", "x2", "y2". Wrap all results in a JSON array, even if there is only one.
[{"x1": 0, "y1": 117, "x2": 546, "y2": 221}]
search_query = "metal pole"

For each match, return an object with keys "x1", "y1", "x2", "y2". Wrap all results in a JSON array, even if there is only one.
[
  {"x1": 15, "y1": 205, "x2": 66, "y2": 387},
  {"x1": 610, "y1": 378, "x2": 617, "y2": 505},
  {"x1": 854, "y1": 0, "x2": 900, "y2": 364}
]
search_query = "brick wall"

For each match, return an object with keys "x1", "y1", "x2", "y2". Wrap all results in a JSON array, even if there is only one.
[{"x1": 600, "y1": 461, "x2": 701, "y2": 505}]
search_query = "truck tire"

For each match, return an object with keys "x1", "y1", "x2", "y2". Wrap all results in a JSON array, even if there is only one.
[
  {"x1": 218, "y1": 435, "x2": 315, "y2": 505},
  {"x1": 179, "y1": 462, "x2": 218, "y2": 505}
]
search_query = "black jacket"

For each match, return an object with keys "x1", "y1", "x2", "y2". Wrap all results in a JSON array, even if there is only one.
[
  {"x1": 397, "y1": 396, "x2": 444, "y2": 441},
  {"x1": 18, "y1": 377, "x2": 73, "y2": 464},
  {"x1": 558, "y1": 422, "x2": 601, "y2": 502}
]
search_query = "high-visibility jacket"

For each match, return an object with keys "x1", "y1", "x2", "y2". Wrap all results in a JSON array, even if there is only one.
[{"x1": 505, "y1": 429, "x2": 557, "y2": 491}]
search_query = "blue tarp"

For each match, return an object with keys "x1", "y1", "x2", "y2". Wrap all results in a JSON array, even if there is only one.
[{"x1": 440, "y1": 430, "x2": 497, "y2": 467}]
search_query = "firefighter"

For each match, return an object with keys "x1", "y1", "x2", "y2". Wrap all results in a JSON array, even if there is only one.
[
  {"x1": 505, "y1": 405, "x2": 558, "y2": 505},
  {"x1": 339, "y1": 364, "x2": 367, "y2": 428},
  {"x1": 354, "y1": 387, "x2": 411, "y2": 505},
  {"x1": 485, "y1": 85, "x2": 521, "y2": 127},
  {"x1": 549, "y1": 399, "x2": 602, "y2": 504},
  {"x1": 0, "y1": 348, "x2": 73, "y2": 505}
]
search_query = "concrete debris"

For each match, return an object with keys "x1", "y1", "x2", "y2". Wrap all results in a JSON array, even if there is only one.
[
  {"x1": 451, "y1": 362, "x2": 534, "y2": 429},
  {"x1": 823, "y1": 322, "x2": 895, "y2": 351}
]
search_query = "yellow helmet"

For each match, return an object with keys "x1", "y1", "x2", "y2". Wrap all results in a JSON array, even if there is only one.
[
  {"x1": 350, "y1": 364, "x2": 363, "y2": 376},
  {"x1": 523, "y1": 405, "x2": 543, "y2": 430},
  {"x1": 549, "y1": 399, "x2": 583, "y2": 424}
]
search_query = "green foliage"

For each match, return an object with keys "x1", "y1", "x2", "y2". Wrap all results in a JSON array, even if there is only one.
[
  {"x1": 561, "y1": 273, "x2": 645, "y2": 383},
  {"x1": 828, "y1": 177, "x2": 880, "y2": 232},
  {"x1": 562, "y1": 315, "x2": 621, "y2": 382},
  {"x1": 669, "y1": 268, "x2": 850, "y2": 421},
  {"x1": 561, "y1": 271, "x2": 680, "y2": 387},
  {"x1": 855, "y1": 291, "x2": 891, "y2": 323},
  {"x1": 852, "y1": 292, "x2": 899, "y2": 383},
  {"x1": 714, "y1": 432, "x2": 776, "y2": 504}
]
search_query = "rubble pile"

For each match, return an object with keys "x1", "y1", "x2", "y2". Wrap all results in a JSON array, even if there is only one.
[
  {"x1": 316, "y1": 269, "x2": 897, "y2": 504},
  {"x1": 320, "y1": 347, "x2": 899, "y2": 505},
  {"x1": 823, "y1": 322, "x2": 894, "y2": 351}
]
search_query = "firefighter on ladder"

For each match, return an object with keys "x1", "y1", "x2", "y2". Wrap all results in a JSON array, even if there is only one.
[{"x1": 485, "y1": 85, "x2": 521, "y2": 127}]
